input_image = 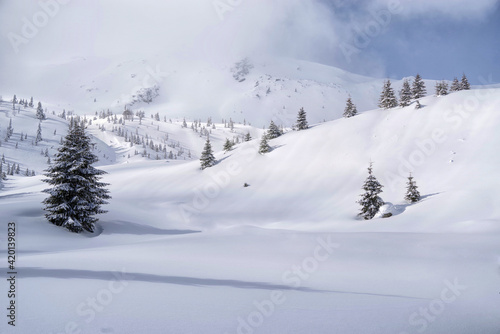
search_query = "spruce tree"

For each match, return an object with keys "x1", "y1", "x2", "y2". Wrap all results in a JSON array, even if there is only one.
[
  {"x1": 450, "y1": 77, "x2": 461, "y2": 92},
  {"x1": 29, "y1": 97, "x2": 34, "y2": 108},
  {"x1": 42, "y1": 122, "x2": 110, "y2": 233},
  {"x1": 296, "y1": 108, "x2": 308, "y2": 130},
  {"x1": 378, "y1": 80, "x2": 398, "y2": 109},
  {"x1": 267, "y1": 120, "x2": 283, "y2": 139},
  {"x1": 399, "y1": 79, "x2": 412, "y2": 107},
  {"x1": 343, "y1": 96, "x2": 358, "y2": 118},
  {"x1": 200, "y1": 138, "x2": 216, "y2": 169},
  {"x1": 223, "y1": 138, "x2": 234, "y2": 152},
  {"x1": 435, "y1": 81, "x2": 448, "y2": 96},
  {"x1": 244, "y1": 132, "x2": 252, "y2": 142},
  {"x1": 412, "y1": 74, "x2": 427, "y2": 99},
  {"x1": 461, "y1": 73, "x2": 470, "y2": 90},
  {"x1": 36, "y1": 102, "x2": 46, "y2": 121},
  {"x1": 405, "y1": 173, "x2": 421, "y2": 203},
  {"x1": 35, "y1": 123, "x2": 43, "y2": 145},
  {"x1": 258, "y1": 134, "x2": 271, "y2": 154},
  {"x1": 358, "y1": 162, "x2": 384, "y2": 220}
]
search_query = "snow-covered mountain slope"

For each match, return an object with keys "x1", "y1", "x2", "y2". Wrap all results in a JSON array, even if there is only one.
[
  {"x1": 2, "y1": 56, "x2": 441, "y2": 129},
  {"x1": 1, "y1": 83, "x2": 500, "y2": 333}
]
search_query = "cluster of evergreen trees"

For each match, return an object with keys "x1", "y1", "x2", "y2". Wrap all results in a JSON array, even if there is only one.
[
  {"x1": 200, "y1": 107, "x2": 310, "y2": 169},
  {"x1": 358, "y1": 163, "x2": 421, "y2": 220},
  {"x1": 378, "y1": 74, "x2": 428, "y2": 109}
]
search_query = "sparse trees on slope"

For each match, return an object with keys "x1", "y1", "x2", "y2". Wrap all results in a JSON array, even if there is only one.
[
  {"x1": 399, "y1": 79, "x2": 412, "y2": 107},
  {"x1": 412, "y1": 74, "x2": 427, "y2": 99},
  {"x1": 378, "y1": 80, "x2": 398, "y2": 109},
  {"x1": 296, "y1": 108, "x2": 308, "y2": 130},
  {"x1": 267, "y1": 120, "x2": 283, "y2": 139},
  {"x1": 258, "y1": 134, "x2": 271, "y2": 154},
  {"x1": 405, "y1": 173, "x2": 421, "y2": 203},
  {"x1": 343, "y1": 96, "x2": 358, "y2": 118},
  {"x1": 200, "y1": 138, "x2": 216, "y2": 169},
  {"x1": 42, "y1": 122, "x2": 110, "y2": 233},
  {"x1": 358, "y1": 162, "x2": 384, "y2": 220},
  {"x1": 461, "y1": 73, "x2": 470, "y2": 90}
]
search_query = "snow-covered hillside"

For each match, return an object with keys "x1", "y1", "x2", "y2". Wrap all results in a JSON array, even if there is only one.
[
  {"x1": 2, "y1": 56, "x2": 441, "y2": 129},
  {"x1": 1, "y1": 72, "x2": 500, "y2": 334}
]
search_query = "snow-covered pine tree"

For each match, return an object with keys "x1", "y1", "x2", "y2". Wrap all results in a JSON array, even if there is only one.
[
  {"x1": 343, "y1": 96, "x2": 358, "y2": 118},
  {"x1": 267, "y1": 120, "x2": 282, "y2": 139},
  {"x1": 412, "y1": 74, "x2": 427, "y2": 99},
  {"x1": 42, "y1": 122, "x2": 110, "y2": 233},
  {"x1": 296, "y1": 108, "x2": 308, "y2": 130},
  {"x1": 357, "y1": 162, "x2": 384, "y2": 220},
  {"x1": 461, "y1": 73, "x2": 470, "y2": 90},
  {"x1": 450, "y1": 77, "x2": 461, "y2": 92},
  {"x1": 29, "y1": 97, "x2": 34, "y2": 108},
  {"x1": 200, "y1": 138, "x2": 216, "y2": 170},
  {"x1": 36, "y1": 102, "x2": 46, "y2": 121},
  {"x1": 405, "y1": 173, "x2": 421, "y2": 203},
  {"x1": 258, "y1": 134, "x2": 271, "y2": 154},
  {"x1": 35, "y1": 123, "x2": 43, "y2": 145},
  {"x1": 378, "y1": 80, "x2": 398, "y2": 109},
  {"x1": 399, "y1": 79, "x2": 412, "y2": 107},
  {"x1": 223, "y1": 138, "x2": 234, "y2": 152},
  {"x1": 244, "y1": 132, "x2": 252, "y2": 142},
  {"x1": 435, "y1": 81, "x2": 448, "y2": 96},
  {"x1": 5, "y1": 119, "x2": 13, "y2": 141}
]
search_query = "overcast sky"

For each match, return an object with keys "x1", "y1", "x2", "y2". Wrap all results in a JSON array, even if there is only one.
[{"x1": 1, "y1": 0, "x2": 499, "y2": 86}]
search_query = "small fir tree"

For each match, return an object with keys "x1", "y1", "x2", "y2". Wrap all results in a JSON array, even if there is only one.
[
  {"x1": 405, "y1": 173, "x2": 421, "y2": 203},
  {"x1": 267, "y1": 120, "x2": 283, "y2": 139},
  {"x1": 412, "y1": 74, "x2": 427, "y2": 99},
  {"x1": 35, "y1": 123, "x2": 43, "y2": 145},
  {"x1": 223, "y1": 138, "x2": 234, "y2": 152},
  {"x1": 244, "y1": 132, "x2": 252, "y2": 142},
  {"x1": 296, "y1": 108, "x2": 308, "y2": 130},
  {"x1": 461, "y1": 73, "x2": 471, "y2": 90},
  {"x1": 450, "y1": 77, "x2": 461, "y2": 92},
  {"x1": 358, "y1": 162, "x2": 384, "y2": 220},
  {"x1": 378, "y1": 80, "x2": 398, "y2": 109},
  {"x1": 435, "y1": 81, "x2": 448, "y2": 96},
  {"x1": 399, "y1": 79, "x2": 412, "y2": 107},
  {"x1": 258, "y1": 134, "x2": 271, "y2": 154},
  {"x1": 200, "y1": 138, "x2": 216, "y2": 170},
  {"x1": 343, "y1": 96, "x2": 358, "y2": 118},
  {"x1": 36, "y1": 102, "x2": 46, "y2": 121},
  {"x1": 42, "y1": 122, "x2": 110, "y2": 233}
]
